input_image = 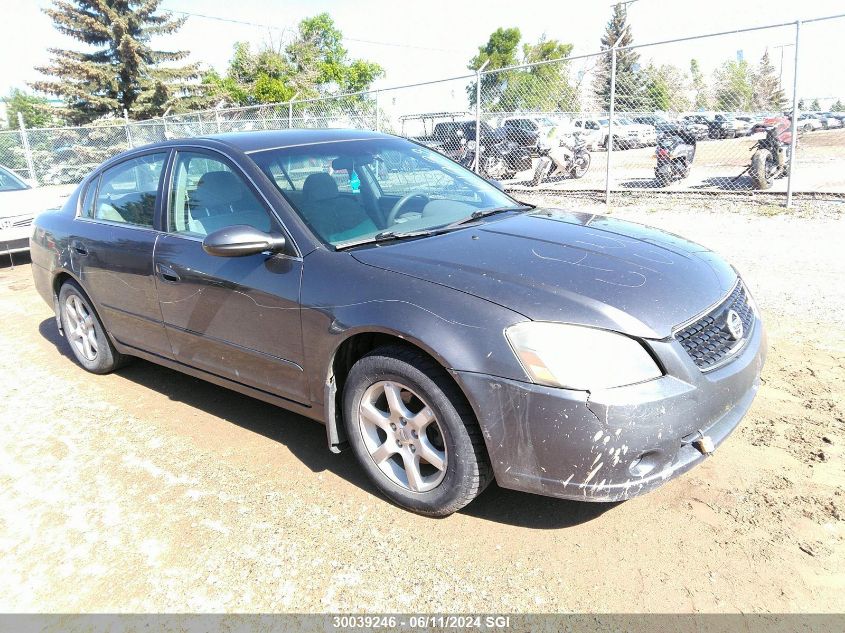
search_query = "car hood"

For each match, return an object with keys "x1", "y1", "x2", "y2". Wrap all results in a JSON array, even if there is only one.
[
  {"x1": 352, "y1": 208, "x2": 738, "y2": 339},
  {"x1": 0, "y1": 185, "x2": 73, "y2": 219}
]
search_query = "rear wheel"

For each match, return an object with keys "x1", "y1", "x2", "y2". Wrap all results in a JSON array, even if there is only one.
[
  {"x1": 570, "y1": 150, "x2": 590, "y2": 178},
  {"x1": 58, "y1": 280, "x2": 126, "y2": 374},
  {"x1": 750, "y1": 149, "x2": 775, "y2": 190},
  {"x1": 343, "y1": 345, "x2": 492, "y2": 516}
]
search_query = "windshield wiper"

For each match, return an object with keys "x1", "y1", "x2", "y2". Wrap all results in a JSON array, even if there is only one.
[
  {"x1": 334, "y1": 228, "x2": 441, "y2": 250},
  {"x1": 444, "y1": 204, "x2": 534, "y2": 229}
]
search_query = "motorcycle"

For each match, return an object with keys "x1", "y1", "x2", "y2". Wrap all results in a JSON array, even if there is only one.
[
  {"x1": 654, "y1": 128, "x2": 696, "y2": 187},
  {"x1": 530, "y1": 132, "x2": 591, "y2": 185},
  {"x1": 735, "y1": 116, "x2": 792, "y2": 190},
  {"x1": 456, "y1": 129, "x2": 532, "y2": 180}
]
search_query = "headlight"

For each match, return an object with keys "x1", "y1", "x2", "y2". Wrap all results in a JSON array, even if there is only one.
[{"x1": 505, "y1": 322, "x2": 662, "y2": 390}]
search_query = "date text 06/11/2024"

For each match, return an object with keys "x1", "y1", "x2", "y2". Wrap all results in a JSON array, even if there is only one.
[{"x1": 331, "y1": 615, "x2": 512, "y2": 629}]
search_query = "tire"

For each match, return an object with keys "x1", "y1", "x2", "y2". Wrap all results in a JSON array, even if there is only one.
[
  {"x1": 750, "y1": 149, "x2": 774, "y2": 190},
  {"x1": 571, "y1": 151, "x2": 591, "y2": 178},
  {"x1": 342, "y1": 345, "x2": 492, "y2": 517},
  {"x1": 58, "y1": 280, "x2": 126, "y2": 374},
  {"x1": 802, "y1": 123, "x2": 812, "y2": 133}
]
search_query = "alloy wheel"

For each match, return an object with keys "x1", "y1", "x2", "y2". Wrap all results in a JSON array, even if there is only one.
[
  {"x1": 65, "y1": 294, "x2": 98, "y2": 361},
  {"x1": 358, "y1": 380, "x2": 447, "y2": 493}
]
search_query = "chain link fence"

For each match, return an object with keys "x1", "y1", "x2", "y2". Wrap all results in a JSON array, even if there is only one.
[{"x1": 2, "y1": 14, "x2": 843, "y2": 206}]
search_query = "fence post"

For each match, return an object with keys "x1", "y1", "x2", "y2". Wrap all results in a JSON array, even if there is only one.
[
  {"x1": 474, "y1": 60, "x2": 489, "y2": 173},
  {"x1": 215, "y1": 108, "x2": 222, "y2": 134},
  {"x1": 605, "y1": 48, "x2": 616, "y2": 206},
  {"x1": 16, "y1": 113, "x2": 38, "y2": 186},
  {"x1": 288, "y1": 93, "x2": 299, "y2": 129},
  {"x1": 123, "y1": 109, "x2": 133, "y2": 148},
  {"x1": 786, "y1": 20, "x2": 801, "y2": 208},
  {"x1": 375, "y1": 90, "x2": 381, "y2": 132}
]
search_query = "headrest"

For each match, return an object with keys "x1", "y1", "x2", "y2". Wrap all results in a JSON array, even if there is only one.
[
  {"x1": 193, "y1": 171, "x2": 245, "y2": 206},
  {"x1": 303, "y1": 172, "x2": 339, "y2": 202}
]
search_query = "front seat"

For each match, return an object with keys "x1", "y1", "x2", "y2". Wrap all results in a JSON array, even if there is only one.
[
  {"x1": 300, "y1": 172, "x2": 376, "y2": 242},
  {"x1": 188, "y1": 170, "x2": 251, "y2": 234}
]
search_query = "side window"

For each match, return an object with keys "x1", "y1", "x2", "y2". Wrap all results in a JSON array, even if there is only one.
[
  {"x1": 93, "y1": 154, "x2": 166, "y2": 227},
  {"x1": 169, "y1": 152, "x2": 273, "y2": 237},
  {"x1": 79, "y1": 175, "x2": 99, "y2": 218}
]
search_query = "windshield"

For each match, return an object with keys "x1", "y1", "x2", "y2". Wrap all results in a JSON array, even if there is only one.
[
  {"x1": 250, "y1": 137, "x2": 517, "y2": 247},
  {"x1": 0, "y1": 167, "x2": 30, "y2": 192}
]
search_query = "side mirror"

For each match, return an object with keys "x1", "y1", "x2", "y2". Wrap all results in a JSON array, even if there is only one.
[
  {"x1": 202, "y1": 224, "x2": 286, "y2": 257},
  {"x1": 487, "y1": 178, "x2": 504, "y2": 191}
]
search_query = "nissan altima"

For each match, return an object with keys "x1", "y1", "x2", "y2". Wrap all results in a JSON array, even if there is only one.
[{"x1": 30, "y1": 129, "x2": 766, "y2": 516}]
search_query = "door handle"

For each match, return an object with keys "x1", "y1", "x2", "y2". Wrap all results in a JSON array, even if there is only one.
[
  {"x1": 156, "y1": 264, "x2": 180, "y2": 283},
  {"x1": 71, "y1": 241, "x2": 88, "y2": 256}
]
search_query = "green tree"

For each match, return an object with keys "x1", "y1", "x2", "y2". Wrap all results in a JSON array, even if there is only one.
[
  {"x1": 466, "y1": 27, "x2": 522, "y2": 107},
  {"x1": 831, "y1": 99, "x2": 844, "y2": 112},
  {"x1": 208, "y1": 14, "x2": 383, "y2": 106},
  {"x1": 641, "y1": 64, "x2": 690, "y2": 112},
  {"x1": 593, "y1": 3, "x2": 642, "y2": 112},
  {"x1": 712, "y1": 59, "x2": 752, "y2": 111},
  {"x1": 689, "y1": 59, "x2": 710, "y2": 109},
  {"x1": 751, "y1": 50, "x2": 786, "y2": 111},
  {"x1": 3, "y1": 89, "x2": 57, "y2": 129},
  {"x1": 810, "y1": 98, "x2": 821, "y2": 111},
  {"x1": 286, "y1": 13, "x2": 383, "y2": 95},
  {"x1": 32, "y1": 0, "x2": 209, "y2": 123},
  {"x1": 798, "y1": 98, "x2": 806, "y2": 110}
]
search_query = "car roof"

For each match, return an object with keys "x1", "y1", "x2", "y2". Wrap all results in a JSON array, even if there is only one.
[{"x1": 95, "y1": 128, "x2": 400, "y2": 170}]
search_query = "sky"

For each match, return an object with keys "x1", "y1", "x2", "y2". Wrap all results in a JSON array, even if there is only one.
[{"x1": 0, "y1": 0, "x2": 843, "y2": 114}]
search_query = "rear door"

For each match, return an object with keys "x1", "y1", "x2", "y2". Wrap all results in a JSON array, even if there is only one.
[
  {"x1": 153, "y1": 148, "x2": 308, "y2": 403},
  {"x1": 74, "y1": 151, "x2": 171, "y2": 356}
]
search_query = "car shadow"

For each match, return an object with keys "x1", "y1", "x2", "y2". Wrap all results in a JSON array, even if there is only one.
[{"x1": 38, "y1": 316, "x2": 618, "y2": 529}]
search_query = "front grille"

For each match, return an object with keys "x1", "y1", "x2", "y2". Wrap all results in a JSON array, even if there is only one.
[
  {"x1": 674, "y1": 281, "x2": 755, "y2": 371},
  {"x1": 13, "y1": 217, "x2": 32, "y2": 227}
]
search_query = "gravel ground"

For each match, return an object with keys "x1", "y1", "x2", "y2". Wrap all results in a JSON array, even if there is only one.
[{"x1": 0, "y1": 201, "x2": 843, "y2": 613}]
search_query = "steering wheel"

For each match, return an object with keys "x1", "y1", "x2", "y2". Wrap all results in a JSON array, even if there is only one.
[{"x1": 385, "y1": 193, "x2": 429, "y2": 226}]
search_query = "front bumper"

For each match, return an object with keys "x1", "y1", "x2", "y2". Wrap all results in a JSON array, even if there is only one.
[{"x1": 456, "y1": 316, "x2": 767, "y2": 502}]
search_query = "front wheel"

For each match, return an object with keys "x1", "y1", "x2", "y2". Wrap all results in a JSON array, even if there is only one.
[
  {"x1": 343, "y1": 346, "x2": 492, "y2": 516},
  {"x1": 570, "y1": 150, "x2": 591, "y2": 178},
  {"x1": 58, "y1": 280, "x2": 126, "y2": 374},
  {"x1": 750, "y1": 149, "x2": 775, "y2": 190}
]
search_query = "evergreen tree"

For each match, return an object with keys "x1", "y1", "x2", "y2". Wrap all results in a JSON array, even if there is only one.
[
  {"x1": 798, "y1": 98, "x2": 806, "y2": 110},
  {"x1": 689, "y1": 59, "x2": 710, "y2": 110},
  {"x1": 751, "y1": 50, "x2": 786, "y2": 111},
  {"x1": 31, "y1": 0, "x2": 208, "y2": 123},
  {"x1": 810, "y1": 98, "x2": 821, "y2": 111},
  {"x1": 592, "y1": 3, "x2": 641, "y2": 112},
  {"x1": 831, "y1": 99, "x2": 844, "y2": 112}
]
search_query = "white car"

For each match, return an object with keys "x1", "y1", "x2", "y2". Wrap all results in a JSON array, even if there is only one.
[
  {"x1": 0, "y1": 166, "x2": 72, "y2": 256},
  {"x1": 572, "y1": 117, "x2": 656, "y2": 149},
  {"x1": 796, "y1": 114, "x2": 823, "y2": 132}
]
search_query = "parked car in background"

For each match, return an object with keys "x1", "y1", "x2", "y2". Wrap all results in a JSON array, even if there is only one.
[
  {"x1": 815, "y1": 113, "x2": 843, "y2": 129},
  {"x1": 795, "y1": 113, "x2": 823, "y2": 132},
  {"x1": 572, "y1": 116, "x2": 656, "y2": 149},
  {"x1": 498, "y1": 116, "x2": 560, "y2": 153},
  {"x1": 30, "y1": 129, "x2": 766, "y2": 516},
  {"x1": 734, "y1": 116, "x2": 762, "y2": 136},
  {"x1": 681, "y1": 113, "x2": 742, "y2": 139},
  {"x1": 1, "y1": 165, "x2": 72, "y2": 257}
]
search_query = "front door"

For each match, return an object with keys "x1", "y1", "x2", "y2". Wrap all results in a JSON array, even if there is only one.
[{"x1": 153, "y1": 149, "x2": 308, "y2": 404}]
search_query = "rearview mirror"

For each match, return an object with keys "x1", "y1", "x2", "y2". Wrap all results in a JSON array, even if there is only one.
[{"x1": 202, "y1": 225, "x2": 287, "y2": 257}]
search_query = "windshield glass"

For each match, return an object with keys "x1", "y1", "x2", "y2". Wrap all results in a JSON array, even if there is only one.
[
  {"x1": 0, "y1": 167, "x2": 29, "y2": 192},
  {"x1": 250, "y1": 137, "x2": 516, "y2": 247}
]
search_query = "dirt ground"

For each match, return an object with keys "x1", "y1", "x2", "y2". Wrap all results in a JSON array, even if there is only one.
[
  {"x1": 506, "y1": 127, "x2": 845, "y2": 194},
  {"x1": 0, "y1": 198, "x2": 843, "y2": 613}
]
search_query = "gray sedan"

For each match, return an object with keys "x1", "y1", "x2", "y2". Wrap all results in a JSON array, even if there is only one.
[{"x1": 30, "y1": 129, "x2": 766, "y2": 516}]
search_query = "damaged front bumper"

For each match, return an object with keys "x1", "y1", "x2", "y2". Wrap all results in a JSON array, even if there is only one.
[{"x1": 455, "y1": 318, "x2": 767, "y2": 502}]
